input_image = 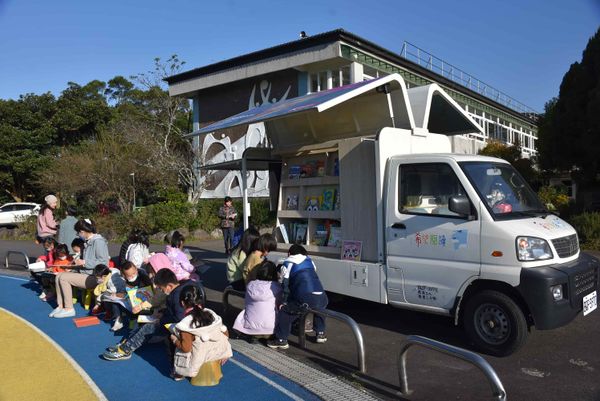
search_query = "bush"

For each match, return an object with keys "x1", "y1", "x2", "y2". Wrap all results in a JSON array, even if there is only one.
[
  {"x1": 569, "y1": 212, "x2": 600, "y2": 250},
  {"x1": 538, "y1": 186, "x2": 571, "y2": 216}
]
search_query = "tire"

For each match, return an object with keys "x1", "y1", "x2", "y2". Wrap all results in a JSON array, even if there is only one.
[{"x1": 463, "y1": 290, "x2": 528, "y2": 357}]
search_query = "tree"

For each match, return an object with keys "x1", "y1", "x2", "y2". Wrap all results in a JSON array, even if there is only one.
[
  {"x1": 0, "y1": 93, "x2": 57, "y2": 202},
  {"x1": 478, "y1": 139, "x2": 539, "y2": 185},
  {"x1": 537, "y1": 28, "x2": 600, "y2": 186}
]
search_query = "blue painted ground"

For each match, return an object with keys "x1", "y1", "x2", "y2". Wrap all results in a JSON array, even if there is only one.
[{"x1": 0, "y1": 275, "x2": 319, "y2": 401}]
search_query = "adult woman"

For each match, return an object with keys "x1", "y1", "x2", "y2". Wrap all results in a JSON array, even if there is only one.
[
  {"x1": 36, "y1": 194, "x2": 59, "y2": 243},
  {"x1": 50, "y1": 218, "x2": 110, "y2": 318}
]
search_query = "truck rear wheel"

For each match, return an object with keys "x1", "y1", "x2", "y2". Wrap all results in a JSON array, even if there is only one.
[{"x1": 463, "y1": 290, "x2": 528, "y2": 357}]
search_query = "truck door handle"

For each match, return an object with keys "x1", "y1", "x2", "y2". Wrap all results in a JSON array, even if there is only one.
[{"x1": 392, "y1": 222, "x2": 406, "y2": 229}]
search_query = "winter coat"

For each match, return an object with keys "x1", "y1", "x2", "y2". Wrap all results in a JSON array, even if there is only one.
[
  {"x1": 233, "y1": 280, "x2": 282, "y2": 335},
  {"x1": 174, "y1": 309, "x2": 233, "y2": 377},
  {"x1": 166, "y1": 246, "x2": 195, "y2": 281},
  {"x1": 125, "y1": 243, "x2": 150, "y2": 269},
  {"x1": 218, "y1": 205, "x2": 237, "y2": 228},
  {"x1": 57, "y1": 216, "x2": 78, "y2": 253},
  {"x1": 81, "y1": 234, "x2": 110, "y2": 275},
  {"x1": 226, "y1": 249, "x2": 246, "y2": 282}
]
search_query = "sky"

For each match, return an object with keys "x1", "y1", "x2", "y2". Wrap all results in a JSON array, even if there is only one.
[{"x1": 0, "y1": 0, "x2": 598, "y2": 112}]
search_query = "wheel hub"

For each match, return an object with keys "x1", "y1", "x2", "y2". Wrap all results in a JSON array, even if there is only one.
[{"x1": 474, "y1": 303, "x2": 510, "y2": 345}]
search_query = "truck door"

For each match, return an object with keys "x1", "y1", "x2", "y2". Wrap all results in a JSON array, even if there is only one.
[{"x1": 385, "y1": 160, "x2": 481, "y2": 312}]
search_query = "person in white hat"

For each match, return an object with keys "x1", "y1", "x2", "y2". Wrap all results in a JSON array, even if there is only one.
[{"x1": 36, "y1": 194, "x2": 59, "y2": 243}]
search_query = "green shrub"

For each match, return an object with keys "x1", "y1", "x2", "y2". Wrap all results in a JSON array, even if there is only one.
[
  {"x1": 145, "y1": 201, "x2": 194, "y2": 232},
  {"x1": 570, "y1": 212, "x2": 600, "y2": 250}
]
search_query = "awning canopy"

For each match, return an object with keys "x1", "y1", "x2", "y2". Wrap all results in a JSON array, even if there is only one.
[{"x1": 200, "y1": 147, "x2": 280, "y2": 171}]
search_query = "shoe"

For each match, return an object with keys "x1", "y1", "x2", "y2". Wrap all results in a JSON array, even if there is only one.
[
  {"x1": 106, "y1": 339, "x2": 127, "y2": 353},
  {"x1": 53, "y1": 308, "x2": 76, "y2": 318},
  {"x1": 111, "y1": 317, "x2": 123, "y2": 332},
  {"x1": 102, "y1": 311, "x2": 113, "y2": 322},
  {"x1": 91, "y1": 305, "x2": 104, "y2": 316},
  {"x1": 170, "y1": 372, "x2": 186, "y2": 382},
  {"x1": 267, "y1": 338, "x2": 289, "y2": 349},
  {"x1": 316, "y1": 332, "x2": 327, "y2": 343},
  {"x1": 39, "y1": 291, "x2": 47, "y2": 299},
  {"x1": 103, "y1": 347, "x2": 132, "y2": 361},
  {"x1": 49, "y1": 307, "x2": 62, "y2": 317},
  {"x1": 246, "y1": 335, "x2": 259, "y2": 344}
]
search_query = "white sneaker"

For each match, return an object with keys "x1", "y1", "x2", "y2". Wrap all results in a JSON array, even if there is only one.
[
  {"x1": 54, "y1": 308, "x2": 76, "y2": 318},
  {"x1": 111, "y1": 317, "x2": 124, "y2": 332},
  {"x1": 49, "y1": 307, "x2": 62, "y2": 317},
  {"x1": 39, "y1": 292, "x2": 47, "y2": 300}
]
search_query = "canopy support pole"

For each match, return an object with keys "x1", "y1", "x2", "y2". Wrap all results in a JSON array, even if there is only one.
[{"x1": 241, "y1": 156, "x2": 249, "y2": 230}]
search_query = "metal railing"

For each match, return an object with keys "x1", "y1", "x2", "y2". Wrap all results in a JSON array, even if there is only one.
[
  {"x1": 4, "y1": 251, "x2": 30, "y2": 270},
  {"x1": 299, "y1": 307, "x2": 367, "y2": 374},
  {"x1": 400, "y1": 41, "x2": 538, "y2": 115},
  {"x1": 222, "y1": 286, "x2": 367, "y2": 374},
  {"x1": 398, "y1": 335, "x2": 506, "y2": 401}
]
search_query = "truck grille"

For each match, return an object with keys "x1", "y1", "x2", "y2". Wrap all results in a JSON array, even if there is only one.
[
  {"x1": 573, "y1": 269, "x2": 598, "y2": 297},
  {"x1": 552, "y1": 234, "x2": 579, "y2": 258}
]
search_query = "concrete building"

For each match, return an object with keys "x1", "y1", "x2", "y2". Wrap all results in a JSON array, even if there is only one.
[{"x1": 166, "y1": 29, "x2": 538, "y2": 198}]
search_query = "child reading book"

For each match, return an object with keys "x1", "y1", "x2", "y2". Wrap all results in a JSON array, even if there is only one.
[{"x1": 170, "y1": 285, "x2": 232, "y2": 381}]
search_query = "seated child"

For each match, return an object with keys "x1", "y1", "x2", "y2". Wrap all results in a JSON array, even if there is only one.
[
  {"x1": 242, "y1": 233, "x2": 277, "y2": 284},
  {"x1": 233, "y1": 260, "x2": 282, "y2": 341},
  {"x1": 92, "y1": 264, "x2": 126, "y2": 327},
  {"x1": 171, "y1": 285, "x2": 232, "y2": 381},
  {"x1": 35, "y1": 237, "x2": 57, "y2": 266},
  {"x1": 267, "y1": 244, "x2": 328, "y2": 349},
  {"x1": 165, "y1": 231, "x2": 197, "y2": 281},
  {"x1": 105, "y1": 261, "x2": 152, "y2": 331},
  {"x1": 71, "y1": 237, "x2": 85, "y2": 262},
  {"x1": 37, "y1": 243, "x2": 73, "y2": 301}
]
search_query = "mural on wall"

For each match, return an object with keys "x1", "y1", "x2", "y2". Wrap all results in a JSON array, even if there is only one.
[{"x1": 199, "y1": 78, "x2": 293, "y2": 199}]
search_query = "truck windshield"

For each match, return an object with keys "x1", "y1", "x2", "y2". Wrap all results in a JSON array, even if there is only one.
[{"x1": 459, "y1": 161, "x2": 547, "y2": 220}]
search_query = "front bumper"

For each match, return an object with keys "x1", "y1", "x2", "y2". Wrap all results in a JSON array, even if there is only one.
[{"x1": 517, "y1": 252, "x2": 600, "y2": 330}]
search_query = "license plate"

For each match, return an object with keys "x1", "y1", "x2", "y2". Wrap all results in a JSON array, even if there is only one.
[{"x1": 583, "y1": 291, "x2": 597, "y2": 316}]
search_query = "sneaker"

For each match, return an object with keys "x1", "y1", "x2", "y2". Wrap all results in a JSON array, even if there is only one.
[
  {"x1": 170, "y1": 372, "x2": 186, "y2": 382},
  {"x1": 39, "y1": 291, "x2": 47, "y2": 300},
  {"x1": 53, "y1": 308, "x2": 76, "y2": 318},
  {"x1": 246, "y1": 335, "x2": 259, "y2": 345},
  {"x1": 106, "y1": 339, "x2": 127, "y2": 353},
  {"x1": 266, "y1": 338, "x2": 289, "y2": 350},
  {"x1": 316, "y1": 332, "x2": 327, "y2": 344},
  {"x1": 49, "y1": 307, "x2": 62, "y2": 317},
  {"x1": 111, "y1": 317, "x2": 124, "y2": 332},
  {"x1": 103, "y1": 347, "x2": 132, "y2": 361}
]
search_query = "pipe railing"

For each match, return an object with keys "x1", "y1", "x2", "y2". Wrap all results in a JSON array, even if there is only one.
[
  {"x1": 4, "y1": 251, "x2": 30, "y2": 270},
  {"x1": 221, "y1": 286, "x2": 367, "y2": 374},
  {"x1": 298, "y1": 307, "x2": 366, "y2": 374},
  {"x1": 398, "y1": 335, "x2": 506, "y2": 401}
]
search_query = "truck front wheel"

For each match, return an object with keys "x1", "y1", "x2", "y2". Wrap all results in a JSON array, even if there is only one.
[{"x1": 463, "y1": 290, "x2": 528, "y2": 357}]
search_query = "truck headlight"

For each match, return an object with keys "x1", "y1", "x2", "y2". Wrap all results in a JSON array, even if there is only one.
[
  {"x1": 516, "y1": 236, "x2": 553, "y2": 261},
  {"x1": 550, "y1": 284, "x2": 563, "y2": 301}
]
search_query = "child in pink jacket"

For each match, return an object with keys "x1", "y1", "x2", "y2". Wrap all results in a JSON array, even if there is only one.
[{"x1": 165, "y1": 231, "x2": 198, "y2": 281}]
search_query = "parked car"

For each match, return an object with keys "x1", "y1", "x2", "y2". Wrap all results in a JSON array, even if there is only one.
[{"x1": 0, "y1": 202, "x2": 41, "y2": 226}]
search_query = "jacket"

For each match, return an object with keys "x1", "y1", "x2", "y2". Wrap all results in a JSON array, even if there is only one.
[
  {"x1": 174, "y1": 309, "x2": 233, "y2": 377},
  {"x1": 233, "y1": 280, "x2": 281, "y2": 335},
  {"x1": 81, "y1": 234, "x2": 110, "y2": 275},
  {"x1": 125, "y1": 243, "x2": 150, "y2": 269},
  {"x1": 161, "y1": 280, "x2": 200, "y2": 326},
  {"x1": 280, "y1": 254, "x2": 324, "y2": 303},
  {"x1": 226, "y1": 249, "x2": 246, "y2": 282},
  {"x1": 93, "y1": 268, "x2": 126, "y2": 297},
  {"x1": 57, "y1": 216, "x2": 78, "y2": 252},
  {"x1": 166, "y1": 246, "x2": 195, "y2": 281},
  {"x1": 241, "y1": 251, "x2": 263, "y2": 283},
  {"x1": 218, "y1": 205, "x2": 237, "y2": 228},
  {"x1": 36, "y1": 208, "x2": 58, "y2": 237}
]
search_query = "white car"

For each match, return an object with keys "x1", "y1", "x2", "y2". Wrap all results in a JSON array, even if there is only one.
[{"x1": 0, "y1": 202, "x2": 41, "y2": 226}]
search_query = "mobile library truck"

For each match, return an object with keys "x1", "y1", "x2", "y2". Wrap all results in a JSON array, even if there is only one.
[{"x1": 191, "y1": 74, "x2": 599, "y2": 356}]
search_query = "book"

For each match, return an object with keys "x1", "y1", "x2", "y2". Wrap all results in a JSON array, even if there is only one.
[
  {"x1": 278, "y1": 224, "x2": 289, "y2": 244},
  {"x1": 305, "y1": 195, "x2": 321, "y2": 211},
  {"x1": 288, "y1": 165, "x2": 302, "y2": 179},
  {"x1": 313, "y1": 224, "x2": 328, "y2": 246},
  {"x1": 295, "y1": 224, "x2": 308, "y2": 244},
  {"x1": 28, "y1": 261, "x2": 46, "y2": 272},
  {"x1": 164, "y1": 323, "x2": 181, "y2": 339},
  {"x1": 321, "y1": 188, "x2": 335, "y2": 211},
  {"x1": 103, "y1": 294, "x2": 132, "y2": 311},
  {"x1": 127, "y1": 286, "x2": 154, "y2": 308},
  {"x1": 328, "y1": 226, "x2": 342, "y2": 248},
  {"x1": 138, "y1": 315, "x2": 158, "y2": 324},
  {"x1": 286, "y1": 194, "x2": 299, "y2": 210},
  {"x1": 341, "y1": 240, "x2": 362, "y2": 261}
]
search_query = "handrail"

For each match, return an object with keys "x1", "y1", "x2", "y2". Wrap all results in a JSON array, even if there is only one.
[
  {"x1": 299, "y1": 308, "x2": 367, "y2": 374},
  {"x1": 4, "y1": 251, "x2": 30, "y2": 270},
  {"x1": 222, "y1": 286, "x2": 245, "y2": 316},
  {"x1": 398, "y1": 335, "x2": 506, "y2": 401}
]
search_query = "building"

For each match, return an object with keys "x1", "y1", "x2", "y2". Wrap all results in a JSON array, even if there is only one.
[{"x1": 166, "y1": 29, "x2": 538, "y2": 198}]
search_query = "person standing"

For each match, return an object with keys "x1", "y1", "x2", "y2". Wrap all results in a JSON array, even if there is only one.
[
  {"x1": 218, "y1": 196, "x2": 237, "y2": 255},
  {"x1": 36, "y1": 194, "x2": 59, "y2": 244},
  {"x1": 57, "y1": 205, "x2": 78, "y2": 253}
]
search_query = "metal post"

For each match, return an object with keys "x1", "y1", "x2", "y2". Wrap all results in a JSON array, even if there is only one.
[
  {"x1": 241, "y1": 156, "x2": 249, "y2": 230},
  {"x1": 398, "y1": 335, "x2": 506, "y2": 400}
]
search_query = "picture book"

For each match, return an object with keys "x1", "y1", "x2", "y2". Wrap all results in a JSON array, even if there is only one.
[
  {"x1": 164, "y1": 323, "x2": 181, "y2": 339},
  {"x1": 334, "y1": 189, "x2": 341, "y2": 211},
  {"x1": 278, "y1": 224, "x2": 290, "y2": 244},
  {"x1": 103, "y1": 294, "x2": 132, "y2": 311},
  {"x1": 295, "y1": 224, "x2": 308, "y2": 244},
  {"x1": 286, "y1": 194, "x2": 299, "y2": 210},
  {"x1": 127, "y1": 286, "x2": 154, "y2": 308},
  {"x1": 321, "y1": 188, "x2": 335, "y2": 211},
  {"x1": 313, "y1": 224, "x2": 328, "y2": 246},
  {"x1": 328, "y1": 226, "x2": 342, "y2": 248},
  {"x1": 288, "y1": 165, "x2": 302, "y2": 179},
  {"x1": 341, "y1": 240, "x2": 362, "y2": 261},
  {"x1": 305, "y1": 195, "x2": 322, "y2": 211},
  {"x1": 28, "y1": 261, "x2": 46, "y2": 272},
  {"x1": 138, "y1": 315, "x2": 159, "y2": 324}
]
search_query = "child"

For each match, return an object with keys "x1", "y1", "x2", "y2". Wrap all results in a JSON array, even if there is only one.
[
  {"x1": 105, "y1": 262, "x2": 152, "y2": 331},
  {"x1": 92, "y1": 263, "x2": 126, "y2": 328},
  {"x1": 103, "y1": 268, "x2": 201, "y2": 361},
  {"x1": 38, "y1": 243, "x2": 72, "y2": 301},
  {"x1": 165, "y1": 231, "x2": 197, "y2": 281},
  {"x1": 218, "y1": 196, "x2": 237, "y2": 255},
  {"x1": 32, "y1": 238, "x2": 57, "y2": 300},
  {"x1": 171, "y1": 285, "x2": 232, "y2": 381},
  {"x1": 226, "y1": 226, "x2": 260, "y2": 291},
  {"x1": 233, "y1": 260, "x2": 282, "y2": 342},
  {"x1": 124, "y1": 229, "x2": 151, "y2": 270},
  {"x1": 71, "y1": 237, "x2": 85, "y2": 262},
  {"x1": 35, "y1": 237, "x2": 57, "y2": 266},
  {"x1": 267, "y1": 244, "x2": 328, "y2": 349},
  {"x1": 242, "y1": 233, "x2": 277, "y2": 284}
]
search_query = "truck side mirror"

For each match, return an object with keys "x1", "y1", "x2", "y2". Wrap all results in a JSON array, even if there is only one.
[{"x1": 448, "y1": 196, "x2": 473, "y2": 218}]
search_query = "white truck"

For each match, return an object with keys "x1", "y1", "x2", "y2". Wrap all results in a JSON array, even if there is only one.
[{"x1": 192, "y1": 74, "x2": 599, "y2": 356}]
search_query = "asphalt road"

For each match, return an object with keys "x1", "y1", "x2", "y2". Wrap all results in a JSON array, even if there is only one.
[{"x1": 2, "y1": 238, "x2": 599, "y2": 401}]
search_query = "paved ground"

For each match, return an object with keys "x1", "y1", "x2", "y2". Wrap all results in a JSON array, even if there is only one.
[{"x1": 2, "y1": 238, "x2": 600, "y2": 401}]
